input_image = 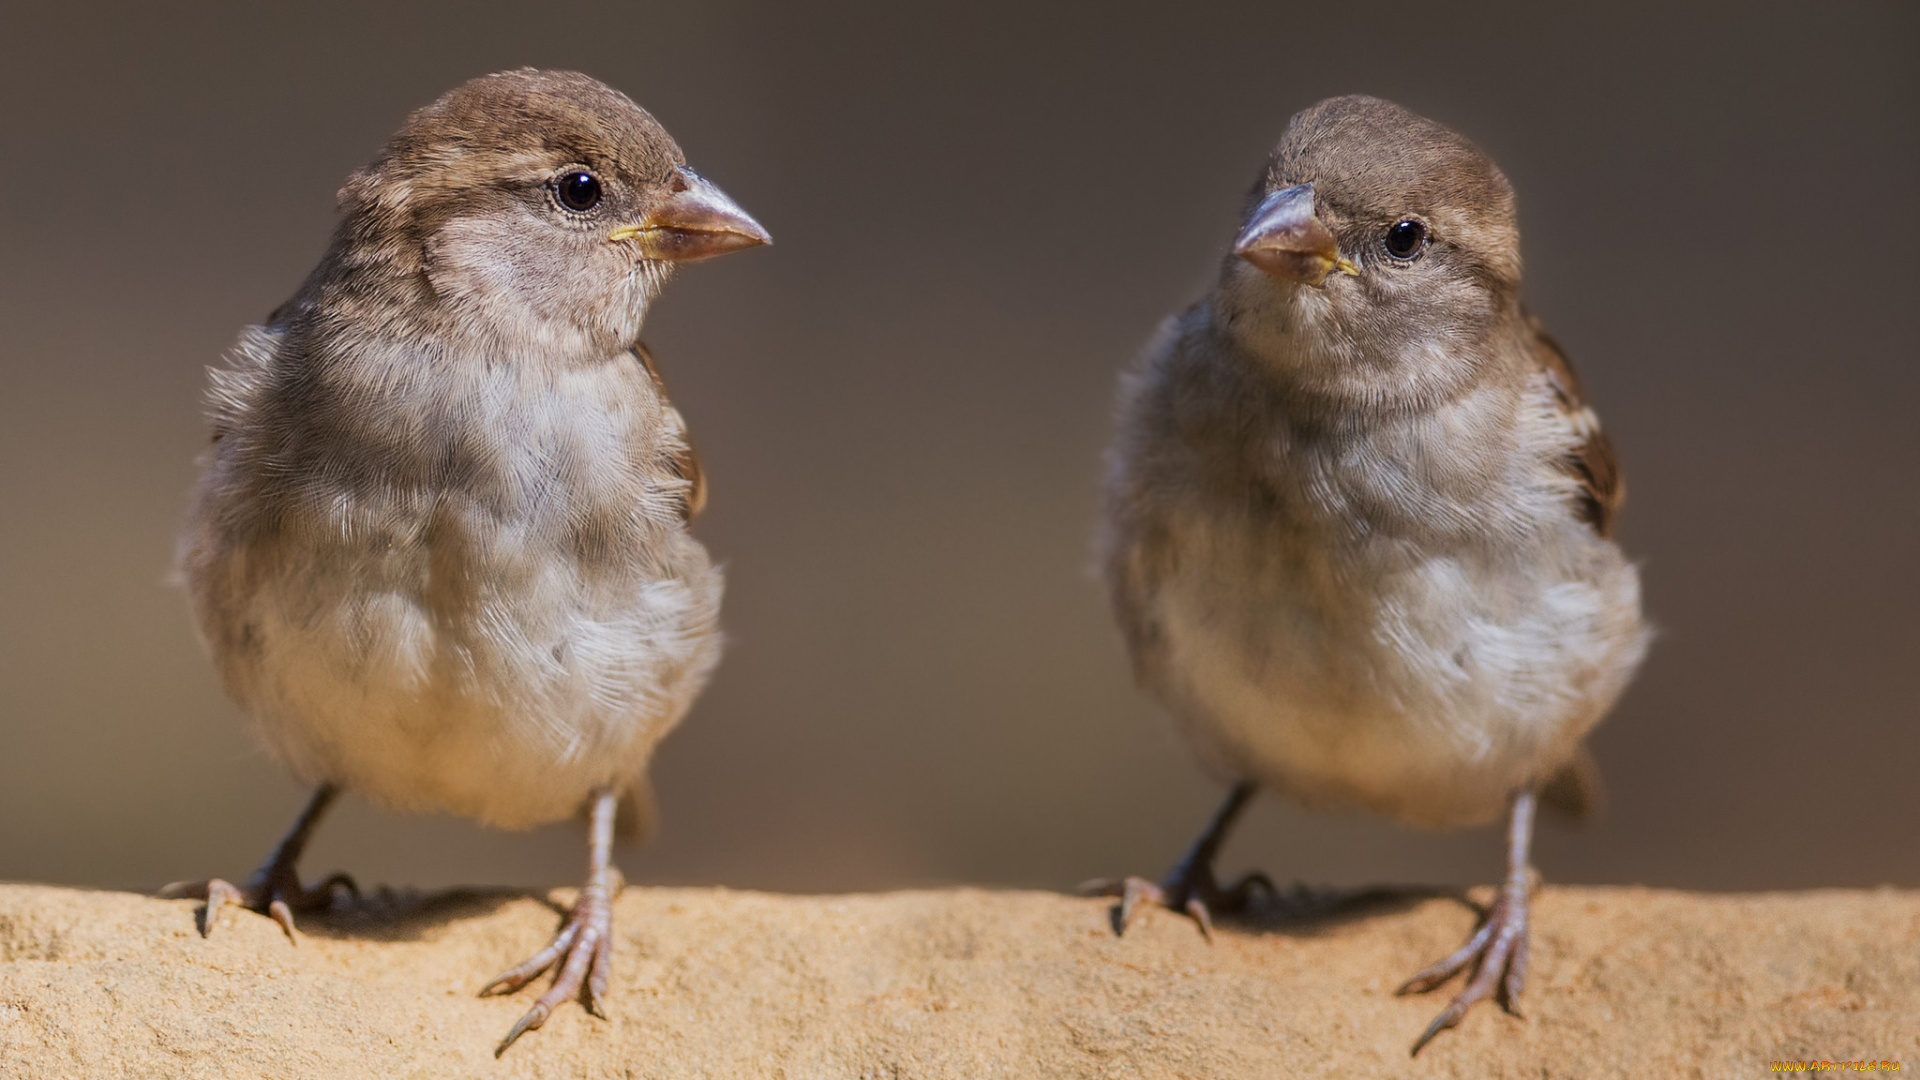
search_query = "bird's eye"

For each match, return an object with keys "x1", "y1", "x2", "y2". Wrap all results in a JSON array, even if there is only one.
[
  {"x1": 1384, "y1": 218, "x2": 1427, "y2": 260},
  {"x1": 555, "y1": 170, "x2": 602, "y2": 212}
]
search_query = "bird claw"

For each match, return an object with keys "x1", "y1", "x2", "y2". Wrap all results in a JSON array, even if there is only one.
[
  {"x1": 1083, "y1": 866, "x2": 1273, "y2": 941},
  {"x1": 486, "y1": 869, "x2": 619, "y2": 1057},
  {"x1": 159, "y1": 868, "x2": 358, "y2": 941},
  {"x1": 1397, "y1": 874, "x2": 1531, "y2": 1055},
  {"x1": 1184, "y1": 894, "x2": 1215, "y2": 942}
]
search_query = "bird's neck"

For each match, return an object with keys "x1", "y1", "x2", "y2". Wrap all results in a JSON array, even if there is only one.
[
  {"x1": 288, "y1": 237, "x2": 645, "y2": 370},
  {"x1": 1209, "y1": 285, "x2": 1511, "y2": 422}
]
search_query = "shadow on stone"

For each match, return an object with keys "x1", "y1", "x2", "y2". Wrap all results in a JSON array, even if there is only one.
[
  {"x1": 291, "y1": 885, "x2": 532, "y2": 942},
  {"x1": 1212, "y1": 882, "x2": 1471, "y2": 939}
]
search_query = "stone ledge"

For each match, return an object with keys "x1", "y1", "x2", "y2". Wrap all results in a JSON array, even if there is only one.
[{"x1": 0, "y1": 882, "x2": 1913, "y2": 1078}]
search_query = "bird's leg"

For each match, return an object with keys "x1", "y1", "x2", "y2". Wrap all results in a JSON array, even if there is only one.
[
  {"x1": 158, "y1": 782, "x2": 357, "y2": 941},
  {"x1": 482, "y1": 787, "x2": 621, "y2": 1057},
  {"x1": 1397, "y1": 789, "x2": 1537, "y2": 1056},
  {"x1": 1084, "y1": 781, "x2": 1272, "y2": 941}
]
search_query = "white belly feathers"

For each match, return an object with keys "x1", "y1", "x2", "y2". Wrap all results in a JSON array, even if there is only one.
[{"x1": 1148, "y1": 528, "x2": 1644, "y2": 829}]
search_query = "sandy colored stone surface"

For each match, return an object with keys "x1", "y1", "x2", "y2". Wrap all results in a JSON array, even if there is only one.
[{"x1": 0, "y1": 882, "x2": 1914, "y2": 1079}]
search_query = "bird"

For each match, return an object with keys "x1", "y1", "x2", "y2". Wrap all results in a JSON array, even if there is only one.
[
  {"x1": 160, "y1": 68, "x2": 769, "y2": 1056},
  {"x1": 1090, "y1": 95, "x2": 1649, "y2": 1054}
]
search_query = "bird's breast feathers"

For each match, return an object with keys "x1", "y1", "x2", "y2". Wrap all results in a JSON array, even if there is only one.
[
  {"x1": 180, "y1": 328, "x2": 722, "y2": 827},
  {"x1": 1109, "y1": 331, "x2": 1647, "y2": 828}
]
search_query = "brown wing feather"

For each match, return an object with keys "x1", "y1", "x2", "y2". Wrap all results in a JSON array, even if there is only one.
[
  {"x1": 1525, "y1": 311, "x2": 1623, "y2": 538},
  {"x1": 632, "y1": 341, "x2": 708, "y2": 521},
  {"x1": 1524, "y1": 319, "x2": 1622, "y2": 820}
]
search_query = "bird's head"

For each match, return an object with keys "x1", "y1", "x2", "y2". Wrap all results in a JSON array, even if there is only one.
[
  {"x1": 327, "y1": 68, "x2": 769, "y2": 360},
  {"x1": 1217, "y1": 95, "x2": 1521, "y2": 408}
]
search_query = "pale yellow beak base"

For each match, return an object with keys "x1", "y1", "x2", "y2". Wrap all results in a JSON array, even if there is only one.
[{"x1": 1233, "y1": 182, "x2": 1358, "y2": 288}]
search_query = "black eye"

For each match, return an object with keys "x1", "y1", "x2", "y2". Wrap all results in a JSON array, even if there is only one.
[
  {"x1": 556, "y1": 170, "x2": 602, "y2": 212},
  {"x1": 1384, "y1": 219, "x2": 1427, "y2": 260}
]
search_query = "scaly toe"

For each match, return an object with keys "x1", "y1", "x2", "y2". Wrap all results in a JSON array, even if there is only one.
[
  {"x1": 1400, "y1": 884, "x2": 1530, "y2": 1056},
  {"x1": 488, "y1": 874, "x2": 618, "y2": 1057}
]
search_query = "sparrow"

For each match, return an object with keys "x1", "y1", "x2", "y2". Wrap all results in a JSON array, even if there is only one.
[
  {"x1": 1090, "y1": 95, "x2": 1648, "y2": 1054},
  {"x1": 160, "y1": 69, "x2": 768, "y2": 1056}
]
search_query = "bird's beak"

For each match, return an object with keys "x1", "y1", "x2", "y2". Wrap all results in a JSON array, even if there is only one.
[
  {"x1": 1233, "y1": 183, "x2": 1359, "y2": 287},
  {"x1": 608, "y1": 165, "x2": 771, "y2": 261}
]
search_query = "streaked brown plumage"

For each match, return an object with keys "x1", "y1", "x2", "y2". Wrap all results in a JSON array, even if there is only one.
[{"x1": 1527, "y1": 313, "x2": 1624, "y2": 538}]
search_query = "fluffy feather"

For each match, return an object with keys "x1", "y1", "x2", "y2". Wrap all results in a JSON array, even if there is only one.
[
  {"x1": 179, "y1": 70, "x2": 734, "y2": 830},
  {"x1": 1101, "y1": 96, "x2": 1649, "y2": 830}
]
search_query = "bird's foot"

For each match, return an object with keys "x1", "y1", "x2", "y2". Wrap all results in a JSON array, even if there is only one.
[
  {"x1": 481, "y1": 866, "x2": 623, "y2": 1056},
  {"x1": 1396, "y1": 870, "x2": 1531, "y2": 1055},
  {"x1": 158, "y1": 865, "x2": 358, "y2": 941},
  {"x1": 1081, "y1": 863, "x2": 1274, "y2": 942},
  {"x1": 1081, "y1": 782, "x2": 1267, "y2": 941},
  {"x1": 157, "y1": 784, "x2": 350, "y2": 941}
]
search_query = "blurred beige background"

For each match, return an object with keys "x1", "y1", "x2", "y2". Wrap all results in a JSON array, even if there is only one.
[{"x1": 0, "y1": 1, "x2": 1914, "y2": 899}]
